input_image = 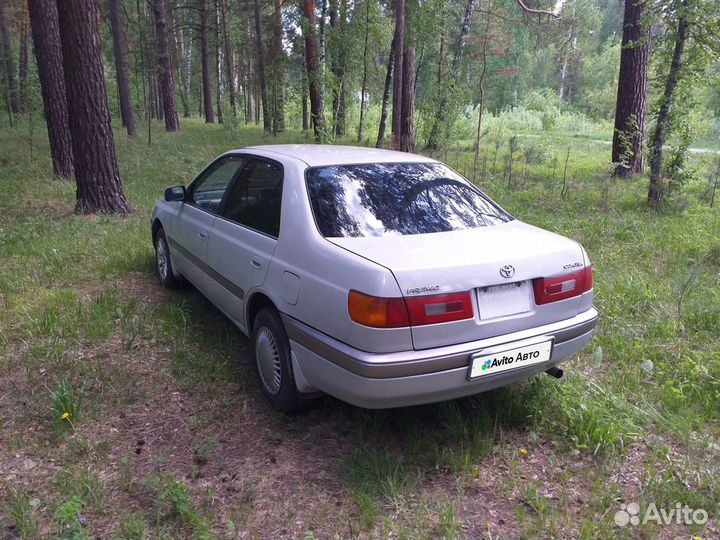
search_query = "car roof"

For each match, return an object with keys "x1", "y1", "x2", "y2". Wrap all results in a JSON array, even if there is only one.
[{"x1": 240, "y1": 144, "x2": 437, "y2": 167}]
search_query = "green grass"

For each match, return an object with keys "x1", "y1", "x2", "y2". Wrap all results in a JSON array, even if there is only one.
[{"x1": 1, "y1": 117, "x2": 719, "y2": 538}]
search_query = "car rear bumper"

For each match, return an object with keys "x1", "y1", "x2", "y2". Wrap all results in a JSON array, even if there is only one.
[{"x1": 282, "y1": 307, "x2": 598, "y2": 408}]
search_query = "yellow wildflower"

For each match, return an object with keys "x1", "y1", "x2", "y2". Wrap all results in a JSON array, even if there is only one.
[
  {"x1": 520, "y1": 448, "x2": 528, "y2": 455},
  {"x1": 61, "y1": 412, "x2": 70, "y2": 420}
]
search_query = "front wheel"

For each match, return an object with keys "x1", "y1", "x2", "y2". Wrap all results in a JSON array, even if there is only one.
[
  {"x1": 154, "y1": 229, "x2": 181, "y2": 289},
  {"x1": 252, "y1": 307, "x2": 304, "y2": 412}
]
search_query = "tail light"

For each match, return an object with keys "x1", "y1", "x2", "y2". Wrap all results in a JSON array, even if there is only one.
[
  {"x1": 348, "y1": 290, "x2": 409, "y2": 328},
  {"x1": 405, "y1": 292, "x2": 474, "y2": 325},
  {"x1": 348, "y1": 290, "x2": 474, "y2": 328},
  {"x1": 532, "y1": 265, "x2": 593, "y2": 305}
]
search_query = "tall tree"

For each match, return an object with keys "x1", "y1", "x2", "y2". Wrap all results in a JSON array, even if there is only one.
[
  {"x1": 399, "y1": 45, "x2": 415, "y2": 152},
  {"x1": 199, "y1": 0, "x2": 214, "y2": 122},
  {"x1": 170, "y1": 3, "x2": 191, "y2": 117},
  {"x1": 302, "y1": 0, "x2": 326, "y2": 142},
  {"x1": 18, "y1": 0, "x2": 29, "y2": 114},
  {"x1": 357, "y1": 0, "x2": 371, "y2": 142},
  {"x1": 252, "y1": 0, "x2": 270, "y2": 131},
  {"x1": 152, "y1": 0, "x2": 180, "y2": 131},
  {"x1": 271, "y1": 0, "x2": 285, "y2": 133},
  {"x1": 648, "y1": 0, "x2": 688, "y2": 208},
  {"x1": 299, "y1": 36, "x2": 309, "y2": 131},
  {"x1": 214, "y1": 0, "x2": 224, "y2": 124},
  {"x1": 329, "y1": 0, "x2": 347, "y2": 139},
  {"x1": 611, "y1": 0, "x2": 649, "y2": 176},
  {"x1": 28, "y1": 0, "x2": 74, "y2": 178},
  {"x1": 375, "y1": 33, "x2": 395, "y2": 148},
  {"x1": 390, "y1": 0, "x2": 405, "y2": 150},
  {"x1": 108, "y1": 0, "x2": 137, "y2": 136},
  {"x1": 220, "y1": 0, "x2": 237, "y2": 123},
  {"x1": 425, "y1": 0, "x2": 476, "y2": 150},
  {"x1": 0, "y1": 0, "x2": 18, "y2": 117},
  {"x1": 56, "y1": 0, "x2": 131, "y2": 214},
  {"x1": 473, "y1": 2, "x2": 493, "y2": 172}
]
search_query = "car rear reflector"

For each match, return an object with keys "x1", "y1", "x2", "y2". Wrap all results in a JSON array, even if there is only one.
[
  {"x1": 405, "y1": 292, "x2": 474, "y2": 325},
  {"x1": 348, "y1": 290, "x2": 474, "y2": 328},
  {"x1": 348, "y1": 290, "x2": 410, "y2": 328},
  {"x1": 532, "y1": 266, "x2": 593, "y2": 305}
]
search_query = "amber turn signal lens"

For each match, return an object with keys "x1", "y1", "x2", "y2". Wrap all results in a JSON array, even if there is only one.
[{"x1": 348, "y1": 290, "x2": 410, "y2": 328}]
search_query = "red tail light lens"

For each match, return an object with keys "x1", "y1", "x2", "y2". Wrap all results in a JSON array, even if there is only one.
[
  {"x1": 405, "y1": 292, "x2": 474, "y2": 325},
  {"x1": 348, "y1": 290, "x2": 474, "y2": 328},
  {"x1": 348, "y1": 290, "x2": 410, "y2": 328},
  {"x1": 532, "y1": 266, "x2": 593, "y2": 305}
]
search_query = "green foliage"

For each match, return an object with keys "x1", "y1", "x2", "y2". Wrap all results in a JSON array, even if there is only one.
[
  {"x1": 144, "y1": 475, "x2": 214, "y2": 539},
  {"x1": 55, "y1": 466, "x2": 105, "y2": 511},
  {"x1": 49, "y1": 378, "x2": 84, "y2": 433},
  {"x1": 5, "y1": 487, "x2": 40, "y2": 539},
  {"x1": 54, "y1": 496, "x2": 92, "y2": 540}
]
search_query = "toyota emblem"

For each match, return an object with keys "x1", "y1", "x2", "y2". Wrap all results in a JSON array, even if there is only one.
[{"x1": 500, "y1": 265, "x2": 515, "y2": 279}]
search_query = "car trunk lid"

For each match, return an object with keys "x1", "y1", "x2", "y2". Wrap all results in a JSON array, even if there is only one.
[{"x1": 329, "y1": 220, "x2": 588, "y2": 350}]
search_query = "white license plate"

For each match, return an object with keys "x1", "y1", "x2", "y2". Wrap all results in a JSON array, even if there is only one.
[
  {"x1": 477, "y1": 281, "x2": 531, "y2": 320},
  {"x1": 469, "y1": 339, "x2": 553, "y2": 379}
]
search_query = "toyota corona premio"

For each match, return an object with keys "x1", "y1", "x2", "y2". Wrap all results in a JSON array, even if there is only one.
[{"x1": 151, "y1": 145, "x2": 598, "y2": 411}]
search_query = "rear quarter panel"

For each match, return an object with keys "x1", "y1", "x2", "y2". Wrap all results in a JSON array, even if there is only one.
[{"x1": 260, "y1": 156, "x2": 414, "y2": 354}]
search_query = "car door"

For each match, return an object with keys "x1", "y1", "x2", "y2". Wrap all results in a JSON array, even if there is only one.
[
  {"x1": 168, "y1": 155, "x2": 247, "y2": 292},
  {"x1": 205, "y1": 158, "x2": 283, "y2": 330}
]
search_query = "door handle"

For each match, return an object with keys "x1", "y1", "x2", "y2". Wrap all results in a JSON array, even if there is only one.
[
  {"x1": 198, "y1": 231, "x2": 208, "y2": 240},
  {"x1": 250, "y1": 258, "x2": 262, "y2": 269}
]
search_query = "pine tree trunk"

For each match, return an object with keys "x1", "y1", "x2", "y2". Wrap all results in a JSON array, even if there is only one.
[
  {"x1": 28, "y1": 0, "x2": 74, "y2": 178},
  {"x1": 426, "y1": 0, "x2": 475, "y2": 150},
  {"x1": 18, "y1": 0, "x2": 29, "y2": 114},
  {"x1": 302, "y1": 0, "x2": 326, "y2": 142},
  {"x1": 473, "y1": 11, "x2": 491, "y2": 172},
  {"x1": 648, "y1": 0, "x2": 688, "y2": 208},
  {"x1": 390, "y1": 0, "x2": 405, "y2": 150},
  {"x1": 375, "y1": 33, "x2": 395, "y2": 148},
  {"x1": 252, "y1": 0, "x2": 271, "y2": 132},
  {"x1": 0, "y1": 0, "x2": 18, "y2": 115},
  {"x1": 357, "y1": 0, "x2": 370, "y2": 142},
  {"x1": 329, "y1": 0, "x2": 347, "y2": 139},
  {"x1": 56, "y1": 0, "x2": 131, "y2": 214},
  {"x1": 200, "y1": 0, "x2": 214, "y2": 122},
  {"x1": 170, "y1": 4, "x2": 191, "y2": 117},
  {"x1": 152, "y1": 0, "x2": 180, "y2": 131},
  {"x1": 109, "y1": 0, "x2": 137, "y2": 136},
  {"x1": 301, "y1": 40, "x2": 309, "y2": 131},
  {"x1": 399, "y1": 46, "x2": 415, "y2": 153},
  {"x1": 220, "y1": 0, "x2": 237, "y2": 123},
  {"x1": 272, "y1": 0, "x2": 285, "y2": 133},
  {"x1": 611, "y1": 0, "x2": 649, "y2": 177},
  {"x1": 214, "y1": 0, "x2": 224, "y2": 123}
]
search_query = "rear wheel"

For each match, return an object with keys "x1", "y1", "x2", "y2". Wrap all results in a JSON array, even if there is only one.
[
  {"x1": 154, "y1": 229, "x2": 181, "y2": 289},
  {"x1": 252, "y1": 307, "x2": 304, "y2": 412}
]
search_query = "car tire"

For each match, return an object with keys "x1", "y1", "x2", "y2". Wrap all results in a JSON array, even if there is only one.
[
  {"x1": 252, "y1": 307, "x2": 305, "y2": 412},
  {"x1": 154, "y1": 228, "x2": 181, "y2": 289}
]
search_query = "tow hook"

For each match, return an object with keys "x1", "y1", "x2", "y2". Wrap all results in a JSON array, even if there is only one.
[{"x1": 545, "y1": 366, "x2": 564, "y2": 379}]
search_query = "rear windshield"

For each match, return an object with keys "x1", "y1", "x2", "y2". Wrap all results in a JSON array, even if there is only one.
[{"x1": 305, "y1": 162, "x2": 512, "y2": 238}]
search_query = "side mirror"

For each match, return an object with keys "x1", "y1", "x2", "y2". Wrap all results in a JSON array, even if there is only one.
[{"x1": 164, "y1": 185, "x2": 186, "y2": 202}]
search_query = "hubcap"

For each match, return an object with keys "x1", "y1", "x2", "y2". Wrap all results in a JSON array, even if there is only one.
[
  {"x1": 156, "y1": 238, "x2": 168, "y2": 280},
  {"x1": 256, "y1": 327, "x2": 282, "y2": 395}
]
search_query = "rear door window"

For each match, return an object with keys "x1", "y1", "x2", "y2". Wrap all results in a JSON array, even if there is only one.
[
  {"x1": 221, "y1": 159, "x2": 283, "y2": 237},
  {"x1": 305, "y1": 162, "x2": 512, "y2": 238}
]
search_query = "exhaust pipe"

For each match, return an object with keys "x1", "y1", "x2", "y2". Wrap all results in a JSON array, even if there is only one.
[{"x1": 545, "y1": 366, "x2": 564, "y2": 379}]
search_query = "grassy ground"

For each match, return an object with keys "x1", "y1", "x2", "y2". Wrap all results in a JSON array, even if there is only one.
[{"x1": 1, "y1": 118, "x2": 719, "y2": 540}]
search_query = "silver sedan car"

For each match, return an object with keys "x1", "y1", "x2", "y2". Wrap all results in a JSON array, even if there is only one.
[{"x1": 151, "y1": 145, "x2": 598, "y2": 411}]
